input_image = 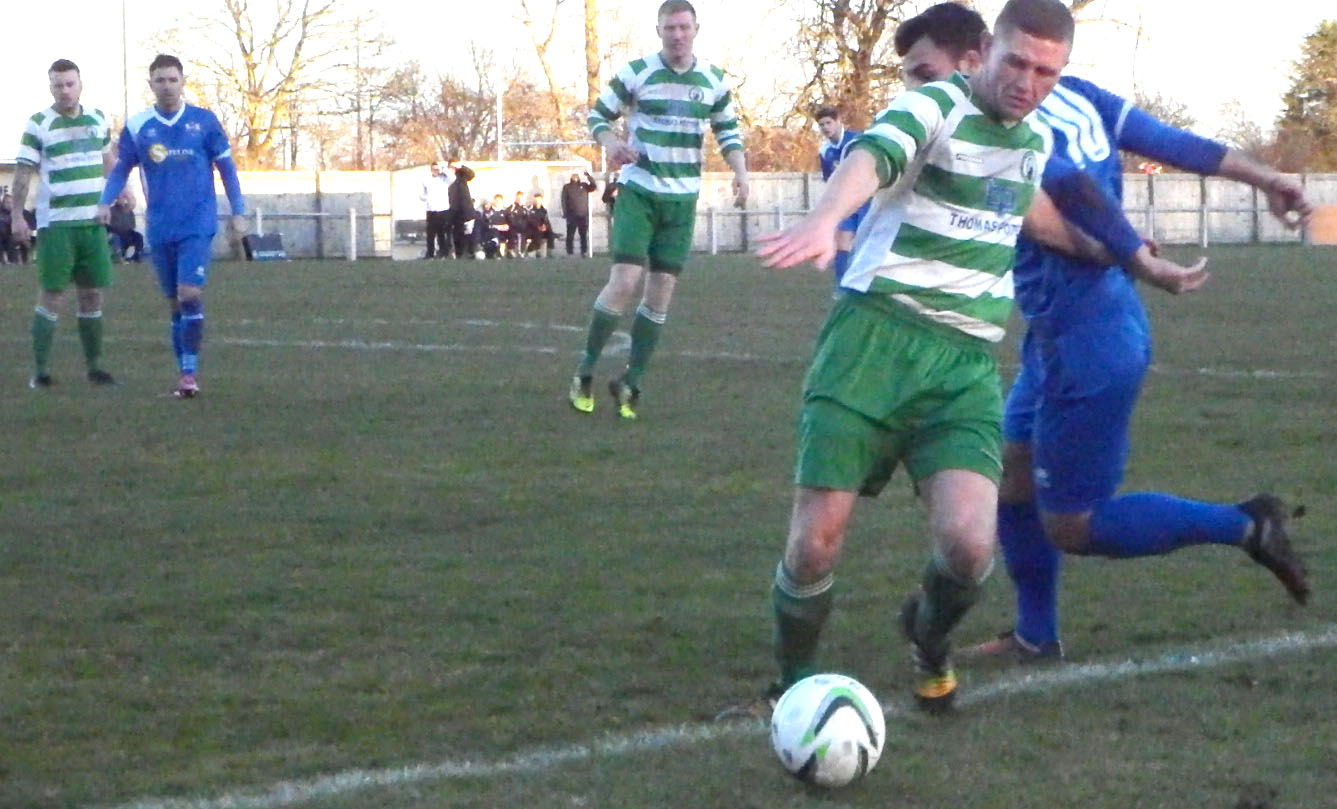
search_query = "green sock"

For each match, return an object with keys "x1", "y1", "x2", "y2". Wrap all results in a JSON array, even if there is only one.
[
  {"x1": 623, "y1": 306, "x2": 665, "y2": 389},
  {"x1": 77, "y1": 312, "x2": 104, "y2": 372},
  {"x1": 912, "y1": 556, "x2": 980, "y2": 657},
  {"x1": 771, "y1": 563, "x2": 834, "y2": 687},
  {"x1": 31, "y1": 308, "x2": 57, "y2": 376},
  {"x1": 576, "y1": 304, "x2": 621, "y2": 377}
]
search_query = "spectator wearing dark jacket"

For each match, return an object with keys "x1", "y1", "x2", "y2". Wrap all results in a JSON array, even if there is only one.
[
  {"x1": 527, "y1": 193, "x2": 556, "y2": 257},
  {"x1": 559, "y1": 171, "x2": 597, "y2": 256},
  {"x1": 108, "y1": 193, "x2": 144, "y2": 262},
  {"x1": 505, "y1": 192, "x2": 531, "y2": 257},
  {"x1": 483, "y1": 194, "x2": 511, "y2": 258},
  {"x1": 448, "y1": 162, "x2": 476, "y2": 258},
  {"x1": 601, "y1": 170, "x2": 619, "y2": 222}
]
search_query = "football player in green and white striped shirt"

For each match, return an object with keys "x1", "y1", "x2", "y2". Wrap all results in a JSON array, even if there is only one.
[
  {"x1": 743, "y1": 0, "x2": 1099, "y2": 716},
  {"x1": 567, "y1": 0, "x2": 749, "y2": 420},
  {"x1": 11, "y1": 59, "x2": 117, "y2": 389}
]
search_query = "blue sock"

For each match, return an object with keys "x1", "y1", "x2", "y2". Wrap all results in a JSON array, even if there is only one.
[
  {"x1": 180, "y1": 299, "x2": 204, "y2": 375},
  {"x1": 1087, "y1": 492, "x2": 1250, "y2": 557},
  {"x1": 998, "y1": 501, "x2": 1061, "y2": 646},
  {"x1": 170, "y1": 312, "x2": 184, "y2": 369},
  {"x1": 833, "y1": 250, "x2": 850, "y2": 284}
]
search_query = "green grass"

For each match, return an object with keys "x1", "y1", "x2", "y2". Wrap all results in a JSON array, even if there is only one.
[{"x1": 1, "y1": 246, "x2": 1334, "y2": 809}]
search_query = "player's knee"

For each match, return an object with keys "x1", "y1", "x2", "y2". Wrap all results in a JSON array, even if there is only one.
[{"x1": 1040, "y1": 511, "x2": 1093, "y2": 553}]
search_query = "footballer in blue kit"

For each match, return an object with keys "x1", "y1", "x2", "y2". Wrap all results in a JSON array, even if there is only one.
[
  {"x1": 814, "y1": 107, "x2": 869, "y2": 284},
  {"x1": 99, "y1": 54, "x2": 245, "y2": 399},
  {"x1": 988, "y1": 75, "x2": 1315, "y2": 659}
]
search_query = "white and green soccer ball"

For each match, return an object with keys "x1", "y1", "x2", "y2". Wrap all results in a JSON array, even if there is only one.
[{"x1": 769, "y1": 673, "x2": 885, "y2": 788}]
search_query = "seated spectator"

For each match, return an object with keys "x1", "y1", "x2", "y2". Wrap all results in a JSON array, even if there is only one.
[
  {"x1": 526, "y1": 193, "x2": 556, "y2": 257},
  {"x1": 108, "y1": 193, "x2": 144, "y2": 262},
  {"x1": 0, "y1": 193, "x2": 13, "y2": 264},
  {"x1": 484, "y1": 194, "x2": 512, "y2": 258},
  {"x1": 506, "y1": 191, "x2": 531, "y2": 257}
]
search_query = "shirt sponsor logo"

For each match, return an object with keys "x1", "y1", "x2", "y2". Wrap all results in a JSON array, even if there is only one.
[
  {"x1": 149, "y1": 143, "x2": 168, "y2": 162},
  {"x1": 948, "y1": 210, "x2": 1020, "y2": 237}
]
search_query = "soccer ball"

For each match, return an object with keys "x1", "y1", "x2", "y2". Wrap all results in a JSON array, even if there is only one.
[{"x1": 770, "y1": 673, "x2": 885, "y2": 788}]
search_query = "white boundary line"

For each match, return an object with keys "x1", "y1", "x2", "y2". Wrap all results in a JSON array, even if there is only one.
[
  {"x1": 101, "y1": 625, "x2": 1337, "y2": 809},
  {"x1": 2, "y1": 331, "x2": 1325, "y2": 378}
]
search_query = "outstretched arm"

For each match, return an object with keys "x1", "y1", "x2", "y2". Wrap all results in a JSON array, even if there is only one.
[
  {"x1": 1216, "y1": 149, "x2": 1313, "y2": 229},
  {"x1": 756, "y1": 148, "x2": 878, "y2": 270}
]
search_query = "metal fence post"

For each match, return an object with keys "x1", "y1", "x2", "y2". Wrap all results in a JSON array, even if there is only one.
[
  {"x1": 348, "y1": 208, "x2": 358, "y2": 260},
  {"x1": 1199, "y1": 174, "x2": 1208, "y2": 249},
  {"x1": 708, "y1": 208, "x2": 717, "y2": 255}
]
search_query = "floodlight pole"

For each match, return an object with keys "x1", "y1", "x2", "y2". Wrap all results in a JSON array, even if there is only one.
[{"x1": 495, "y1": 82, "x2": 504, "y2": 162}]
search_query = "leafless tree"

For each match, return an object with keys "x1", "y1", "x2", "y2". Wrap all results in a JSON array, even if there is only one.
[{"x1": 792, "y1": 0, "x2": 915, "y2": 131}]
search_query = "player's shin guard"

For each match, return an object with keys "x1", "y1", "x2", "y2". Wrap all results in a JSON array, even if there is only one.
[
  {"x1": 771, "y1": 562, "x2": 834, "y2": 688},
  {"x1": 76, "y1": 310, "x2": 104, "y2": 372},
  {"x1": 998, "y1": 500, "x2": 1061, "y2": 646},
  {"x1": 577, "y1": 302, "x2": 621, "y2": 378},
  {"x1": 623, "y1": 305, "x2": 665, "y2": 388},
  {"x1": 170, "y1": 312, "x2": 184, "y2": 368},
  {"x1": 179, "y1": 298, "x2": 204, "y2": 375},
  {"x1": 31, "y1": 307, "x2": 58, "y2": 375},
  {"x1": 913, "y1": 553, "x2": 984, "y2": 657},
  {"x1": 1086, "y1": 492, "x2": 1251, "y2": 557}
]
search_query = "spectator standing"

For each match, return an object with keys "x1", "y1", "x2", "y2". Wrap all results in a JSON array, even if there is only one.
[
  {"x1": 560, "y1": 171, "x2": 597, "y2": 256},
  {"x1": 0, "y1": 193, "x2": 14, "y2": 264},
  {"x1": 420, "y1": 161, "x2": 451, "y2": 258},
  {"x1": 601, "y1": 170, "x2": 619, "y2": 221},
  {"x1": 448, "y1": 161, "x2": 476, "y2": 259}
]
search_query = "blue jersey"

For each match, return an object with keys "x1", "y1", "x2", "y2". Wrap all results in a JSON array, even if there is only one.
[
  {"x1": 819, "y1": 128, "x2": 859, "y2": 180},
  {"x1": 1015, "y1": 76, "x2": 1225, "y2": 323},
  {"x1": 102, "y1": 104, "x2": 245, "y2": 243}
]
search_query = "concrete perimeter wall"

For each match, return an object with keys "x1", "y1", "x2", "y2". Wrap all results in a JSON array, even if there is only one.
[{"x1": 3, "y1": 162, "x2": 1336, "y2": 259}]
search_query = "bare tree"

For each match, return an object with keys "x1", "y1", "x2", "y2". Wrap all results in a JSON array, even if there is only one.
[
  {"x1": 584, "y1": 0, "x2": 600, "y2": 115},
  {"x1": 792, "y1": 0, "x2": 915, "y2": 131},
  {"x1": 518, "y1": 0, "x2": 574, "y2": 142},
  {"x1": 174, "y1": 0, "x2": 372, "y2": 169}
]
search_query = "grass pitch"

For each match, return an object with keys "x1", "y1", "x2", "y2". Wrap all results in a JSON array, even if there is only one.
[{"x1": 1, "y1": 246, "x2": 1334, "y2": 809}]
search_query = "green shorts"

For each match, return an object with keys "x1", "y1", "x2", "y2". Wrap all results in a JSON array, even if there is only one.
[
  {"x1": 794, "y1": 293, "x2": 1003, "y2": 495},
  {"x1": 609, "y1": 183, "x2": 698, "y2": 274},
  {"x1": 36, "y1": 224, "x2": 114, "y2": 292}
]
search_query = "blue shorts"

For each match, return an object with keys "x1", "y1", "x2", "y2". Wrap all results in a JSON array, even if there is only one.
[
  {"x1": 1002, "y1": 313, "x2": 1150, "y2": 512},
  {"x1": 837, "y1": 200, "x2": 871, "y2": 234},
  {"x1": 150, "y1": 235, "x2": 215, "y2": 298}
]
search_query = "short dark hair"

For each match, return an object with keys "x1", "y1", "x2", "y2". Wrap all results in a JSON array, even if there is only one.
[
  {"x1": 149, "y1": 54, "x2": 184, "y2": 75},
  {"x1": 994, "y1": 0, "x2": 1074, "y2": 45},
  {"x1": 894, "y1": 3, "x2": 986, "y2": 58},
  {"x1": 49, "y1": 59, "x2": 80, "y2": 74},
  {"x1": 658, "y1": 0, "x2": 695, "y2": 20},
  {"x1": 814, "y1": 106, "x2": 839, "y2": 121}
]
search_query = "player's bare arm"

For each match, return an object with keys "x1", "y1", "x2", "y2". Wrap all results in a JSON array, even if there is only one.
[
  {"x1": 756, "y1": 148, "x2": 879, "y2": 270},
  {"x1": 1023, "y1": 188, "x2": 1209, "y2": 294},
  {"x1": 1216, "y1": 149, "x2": 1314, "y2": 229},
  {"x1": 725, "y1": 148, "x2": 749, "y2": 209},
  {"x1": 9, "y1": 163, "x2": 33, "y2": 242}
]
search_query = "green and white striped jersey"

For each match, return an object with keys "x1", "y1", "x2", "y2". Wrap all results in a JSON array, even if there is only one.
[
  {"x1": 589, "y1": 53, "x2": 743, "y2": 199},
  {"x1": 844, "y1": 73, "x2": 1051, "y2": 343},
  {"x1": 16, "y1": 105, "x2": 111, "y2": 228}
]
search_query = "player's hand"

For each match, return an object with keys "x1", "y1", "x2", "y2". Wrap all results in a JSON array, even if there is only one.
[
  {"x1": 95, "y1": 204, "x2": 111, "y2": 226},
  {"x1": 1264, "y1": 175, "x2": 1313, "y2": 229},
  {"x1": 228, "y1": 214, "x2": 248, "y2": 238},
  {"x1": 733, "y1": 173, "x2": 750, "y2": 210},
  {"x1": 755, "y1": 215, "x2": 838, "y2": 270},
  {"x1": 606, "y1": 141, "x2": 640, "y2": 169},
  {"x1": 1129, "y1": 248, "x2": 1209, "y2": 295}
]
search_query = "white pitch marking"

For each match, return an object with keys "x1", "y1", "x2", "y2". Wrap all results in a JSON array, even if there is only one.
[{"x1": 100, "y1": 625, "x2": 1337, "y2": 809}]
